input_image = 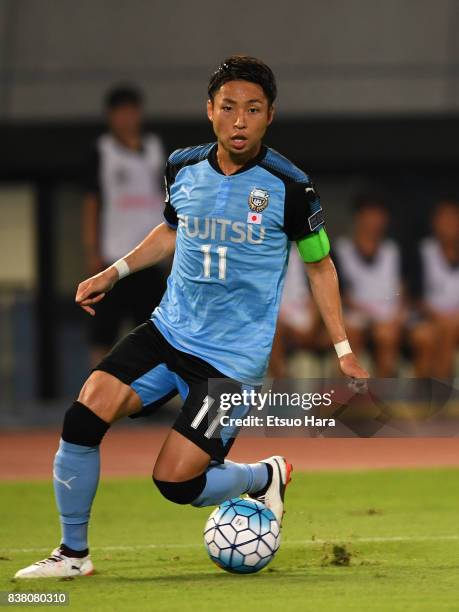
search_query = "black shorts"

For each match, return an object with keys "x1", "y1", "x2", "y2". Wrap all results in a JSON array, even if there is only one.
[
  {"x1": 89, "y1": 265, "x2": 167, "y2": 347},
  {"x1": 95, "y1": 321, "x2": 247, "y2": 462}
]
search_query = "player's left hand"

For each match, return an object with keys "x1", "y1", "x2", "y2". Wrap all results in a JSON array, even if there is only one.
[{"x1": 339, "y1": 352, "x2": 370, "y2": 380}]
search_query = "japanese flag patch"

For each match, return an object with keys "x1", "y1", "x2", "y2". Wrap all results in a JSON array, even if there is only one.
[{"x1": 247, "y1": 212, "x2": 262, "y2": 224}]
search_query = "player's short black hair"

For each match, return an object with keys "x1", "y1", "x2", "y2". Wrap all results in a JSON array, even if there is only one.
[
  {"x1": 104, "y1": 84, "x2": 143, "y2": 109},
  {"x1": 353, "y1": 194, "x2": 387, "y2": 215},
  {"x1": 208, "y1": 55, "x2": 277, "y2": 106}
]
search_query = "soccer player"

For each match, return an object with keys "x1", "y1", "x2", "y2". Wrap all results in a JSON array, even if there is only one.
[{"x1": 15, "y1": 56, "x2": 368, "y2": 579}]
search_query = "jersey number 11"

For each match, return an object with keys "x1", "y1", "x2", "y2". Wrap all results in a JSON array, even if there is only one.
[{"x1": 200, "y1": 245, "x2": 227, "y2": 280}]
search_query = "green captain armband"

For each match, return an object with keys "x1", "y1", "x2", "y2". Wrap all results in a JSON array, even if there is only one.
[{"x1": 296, "y1": 227, "x2": 330, "y2": 263}]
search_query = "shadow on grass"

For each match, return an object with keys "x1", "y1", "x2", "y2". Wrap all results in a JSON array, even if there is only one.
[{"x1": 89, "y1": 569, "x2": 347, "y2": 584}]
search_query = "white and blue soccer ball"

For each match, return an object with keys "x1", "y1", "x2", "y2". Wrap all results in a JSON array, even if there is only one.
[{"x1": 204, "y1": 497, "x2": 281, "y2": 574}]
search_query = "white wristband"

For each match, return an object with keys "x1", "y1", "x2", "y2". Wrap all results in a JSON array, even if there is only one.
[
  {"x1": 113, "y1": 258, "x2": 130, "y2": 280},
  {"x1": 334, "y1": 339, "x2": 352, "y2": 358}
]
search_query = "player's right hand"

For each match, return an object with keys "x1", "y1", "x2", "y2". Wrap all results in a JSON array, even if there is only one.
[{"x1": 75, "y1": 267, "x2": 118, "y2": 316}]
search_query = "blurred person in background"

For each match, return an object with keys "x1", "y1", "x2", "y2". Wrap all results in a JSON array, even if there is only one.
[
  {"x1": 270, "y1": 248, "x2": 330, "y2": 378},
  {"x1": 83, "y1": 84, "x2": 168, "y2": 366},
  {"x1": 334, "y1": 197, "x2": 404, "y2": 377},
  {"x1": 414, "y1": 199, "x2": 459, "y2": 378}
]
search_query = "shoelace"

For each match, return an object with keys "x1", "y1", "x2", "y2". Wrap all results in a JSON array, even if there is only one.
[{"x1": 36, "y1": 554, "x2": 64, "y2": 566}]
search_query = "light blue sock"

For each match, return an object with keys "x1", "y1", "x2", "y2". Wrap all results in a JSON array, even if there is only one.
[
  {"x1": 191, "y1": 461, "x2": 268, "y2": 507},
  {"x1": 53, "y1": 439, "x2": 100, "y2": 551}
]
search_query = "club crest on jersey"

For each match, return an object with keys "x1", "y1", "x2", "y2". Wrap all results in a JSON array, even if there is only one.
[{"x1": 248, "y1": 188, "x2": 269, "y2": 213}]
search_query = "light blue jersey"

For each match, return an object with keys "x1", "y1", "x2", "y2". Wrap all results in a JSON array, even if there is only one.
[{"x1": 152, "y1": 143, "x2": 326, "y2": 384}]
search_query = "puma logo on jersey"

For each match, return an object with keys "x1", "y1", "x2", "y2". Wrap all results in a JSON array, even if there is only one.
[
  {"x1": 178, "y1": 184, "x2": 193, "y2": 199},
  {"x1": 53, "y1": 470, "x2": 77, "y2": 490}
]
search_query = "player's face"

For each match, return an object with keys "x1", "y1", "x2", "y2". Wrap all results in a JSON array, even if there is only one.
[
  {"x1": 207, "y1": 80, "x2": 274, "y2": 158},
  {"x1": 108, "y1": 103, "x2": 143, "y2": 138}
]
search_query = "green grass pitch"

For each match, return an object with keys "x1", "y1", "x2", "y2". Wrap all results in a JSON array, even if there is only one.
[{"x1": 1, "y1": 469, "x2": 458, "y2": 611}]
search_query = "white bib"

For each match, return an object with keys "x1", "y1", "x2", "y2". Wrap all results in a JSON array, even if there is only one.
[
  {"x1": 421, "y1": 238, "x2": 459, "y2": 313},
  {"x1": 98, "y1": 133, "x2": 165, "y2": 262}
]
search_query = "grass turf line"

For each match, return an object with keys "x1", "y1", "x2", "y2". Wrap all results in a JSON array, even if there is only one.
[{"x1": 0, "y1": 469, "x2": 458, "y2": 611}]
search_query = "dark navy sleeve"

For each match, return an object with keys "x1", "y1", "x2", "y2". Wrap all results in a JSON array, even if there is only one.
[
  {"x1": 163, "y1": 161, "x2": 178, "y2": 228},
  {"x1": 162, "y1": 144, "x2": 215, "y2": 229},
  {"x1": 283, "y1": 180, "x2": 325, "y2": 241}
]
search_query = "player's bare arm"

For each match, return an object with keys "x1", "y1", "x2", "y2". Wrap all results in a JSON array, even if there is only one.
[
  {"x1": 76, "y1": 222, "x2": 176, "y2": 316},
  {"x1": 305, "y1": 254, "x2": 370, "y2": 379}
]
